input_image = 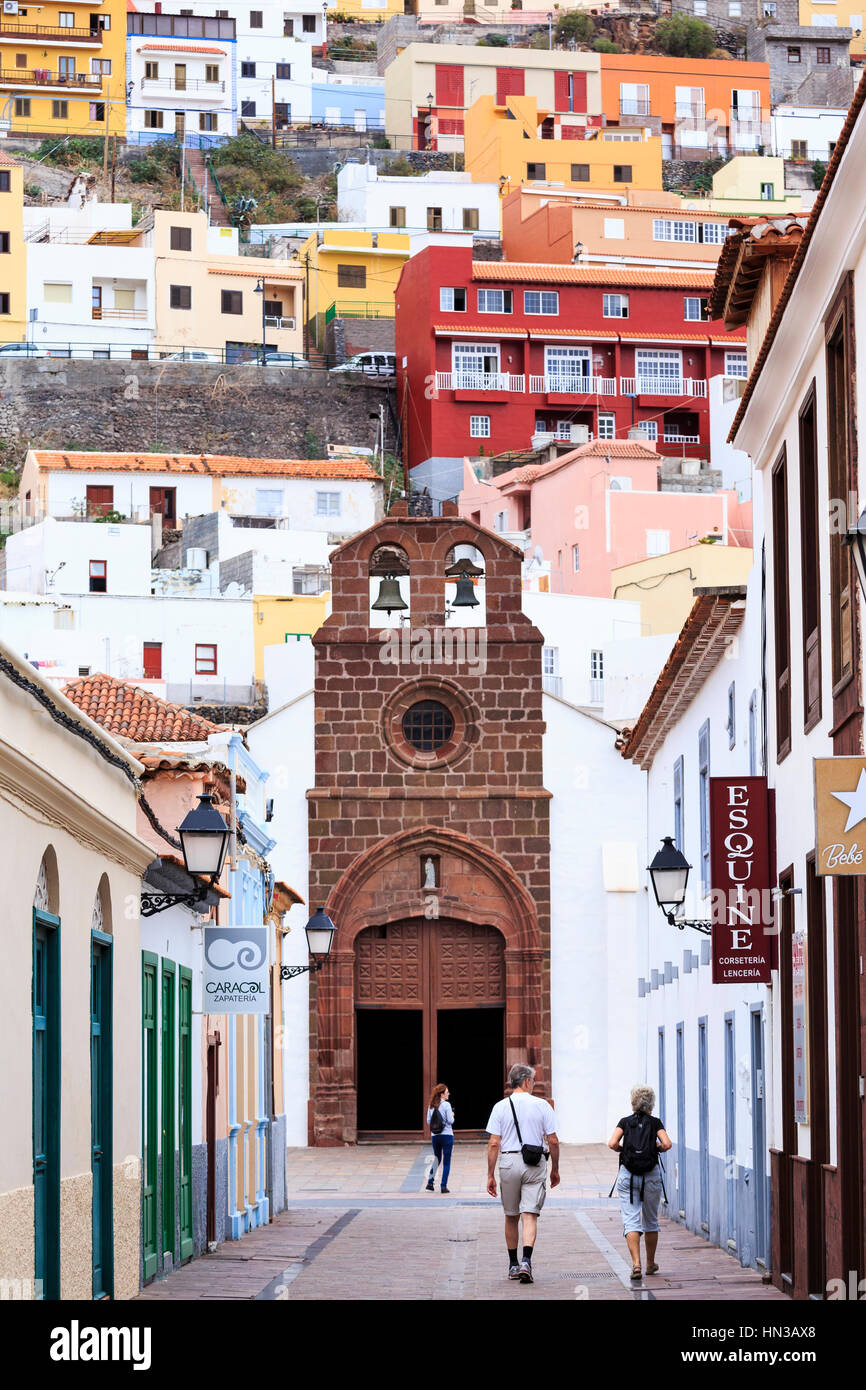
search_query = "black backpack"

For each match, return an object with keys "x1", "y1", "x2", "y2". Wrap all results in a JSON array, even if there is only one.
[
  {"x1": 429, "y1": 1105, "x2": 445, "y2": 1135},
  {"x1": 620, "y1": 1113, "x2": 658, "y2": 1176}
]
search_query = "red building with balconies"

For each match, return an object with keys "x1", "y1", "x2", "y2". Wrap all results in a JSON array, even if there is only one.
[{"x1": 395, "y1": 245, "x2": 748, "y2": 496}]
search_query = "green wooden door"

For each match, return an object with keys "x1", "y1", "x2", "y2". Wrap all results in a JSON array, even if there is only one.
[
  {"x1": 179, "y1": 967, "x2": 193, "y2": 1262},
  {"x1": 91, "y1": 932, "x2": 114, "y2": 1299},
  {"x1": 161, "y1": 960, "x2": 176, "y2": 1262},
  {"x1": 141, "y1": 953, "x2": 158, "y2": 1281},
  {"x1": 33, "y1": 910, "x2": 60, "y2": 1301}
]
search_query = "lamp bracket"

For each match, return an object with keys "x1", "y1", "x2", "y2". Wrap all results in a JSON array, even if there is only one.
[
  {"x1": 664, "y1": 910, "x2": 712, "y2": 936},
  {"x1": 141, "y1": 891, "x2": 209, "y2": 918},
  {"x1": 280, "y1": 961, "x2": 324, "y2": 981}
]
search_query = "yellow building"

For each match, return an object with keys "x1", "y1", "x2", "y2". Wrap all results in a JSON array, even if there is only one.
[
  {"x1": 465, "y1": 94, "x2": 664, "y2": 194},
  {"x1": 253, "y1": 594, "x2": 328, "y2": 681},
  {"x1": 611, "y1": 544, "x2": 754, "y2": 636},
  {"x1": 0, "y1": 0, "x2": 126, "y2": 137},
  {"x1": 0, "y1": 150, "x2": 26, "y2": 344},
  {"x1": 297, "y1": 226, "x2": 409, "y2": 349},
  {"x1": 798, "y1": 0, "x2": 865, "y2": 56},
  {"x1": 681, "y1": 155, "x2": 803, "y2": 216},
  {"x1": 148, "y1": 210, "x2": 305, "y2": 358}
]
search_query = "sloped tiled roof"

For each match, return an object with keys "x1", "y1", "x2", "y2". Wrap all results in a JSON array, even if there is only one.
[
  {"x1": 30, "y1": 451, "x2": 378, "y2": 479},
  {"x1": 473, "y1": 262, "x2": 716, "y2": 289},
  {"x1": 708, "y1": 215, "x2": 809, "y2": 323},
  {"x1": 62, "y1": 674, "x2": 223, "y2": 743}
]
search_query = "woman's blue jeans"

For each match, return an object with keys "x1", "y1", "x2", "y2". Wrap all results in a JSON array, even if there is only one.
[{"x1": 430, "y1": 1134, "x2": 454, "y2": 1187}]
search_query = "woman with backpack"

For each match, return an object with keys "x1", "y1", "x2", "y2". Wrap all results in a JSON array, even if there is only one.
[
  {"x1": 608, "y1": 1085, "x2": 672, "y2": 1281},
  {"x1": 426, "y1": 1083, "x2": 455, "y2": 1193}
]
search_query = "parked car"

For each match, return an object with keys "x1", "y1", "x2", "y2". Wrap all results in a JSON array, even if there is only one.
[
  {"x1": 264, "y1": 352, "x2": 312, "y2": 368},
  {"x1": 162, "y1": 349, "x2": 222, "y2": 363},
  {"x1": 0, "y1": 343, "x2": 49, "y2": 358},
  {"x1": 330, "y1": 351, "x2": 396, "y2": 378}
]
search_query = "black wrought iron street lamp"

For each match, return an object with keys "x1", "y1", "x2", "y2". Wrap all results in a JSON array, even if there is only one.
[
  {"x1": 280, "y1": 906, "x2": 337, "y2": 980},
  {"x1": 141, "y1": 793, "x2": 232, "y2": 916},
  {"x1": 845, "y1": 504, "x2": 866, "y2": 604},
  {"x1": 647, "y1": 837, "x2": 711, "y2": 935}
]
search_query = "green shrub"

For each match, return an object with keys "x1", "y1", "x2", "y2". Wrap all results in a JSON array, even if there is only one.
[
  {"x1": 371, "y1": 133, "x2": 391, "y2": 149},
  {"x1": 593, "y1": 36, "x2": 621, "y2": 52},
  {"x1": 654, "y1": 15, "x2": 715, "y2": 58},
  {"x1": 32, "y1": 136, "x2": 106, "y2": 167},
  {"x1": 127, "y1": 139, "x2": 181, "y2": 184},
  {"x1": 812, "y1": 159, "x2": 827, "y2": 188},
  {"x1": 554, "y1": 11, "x2": 594, "y2": 44}
]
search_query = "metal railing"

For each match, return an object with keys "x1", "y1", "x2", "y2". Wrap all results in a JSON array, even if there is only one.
[
  {"x1": 619, "y1": 100, "x2": 652, "y2": 117},
  {"x1": 92, "y1": 307, "x2": 148, "y2": 321},
  {"x1": 663, "y1": 431, "x2": 701, "y2": 444},
  {"x1": 264, "y1": 315, "x2": 295, "y2": 329},
  {"x1": 141, "y1": 76, "x2": 225, "y2": 93},
  {"x1": 620, "y1": 376, "x2": 707, "y2": 397},
  {"x1": 542, "y1": 673, "x2": 563, "y2": 697},
  {"x1": 0, "y1": 339, "x2": 338, "y2": 365},
  {"x1": 436, "y1": 370, "x2": 525, "y2": 392},
  {"x1": 0, "y1": 67, "x2": 102, "y2": 88},
  {"x1": 675, "y1": 104, "x2": 707, "y2": 120},
  {"x1": 530, "y1": 374, "x2": 616, "y2": 395},
  {"x1": 324, "y1": 300, "x2": 395, "y2": 323},
  {"x1": 0, "y1": 21, "x2": 103, "y2": 40}
]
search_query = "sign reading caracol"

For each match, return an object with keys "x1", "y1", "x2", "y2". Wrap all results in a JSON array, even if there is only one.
[
  {"x1": 203, "y1": 926, "x2": 270, "y2": 1014},
  {"x1": 709, "y1": 776, "x2": 773, "y2": 985}
]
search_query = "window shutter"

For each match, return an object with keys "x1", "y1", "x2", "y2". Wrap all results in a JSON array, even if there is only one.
[
  {"x1": 554, "y1": 70, "x2": 569, "y2": 112},
  {"x1": 570, "y1": 71, "x2": 587, "y2": 113},
  {"x1": 435, "y1": 64, "x2": 463, "y2": 107},
  {"x1": 495, "y1": 67, "x2": 524, "y2": 104}
]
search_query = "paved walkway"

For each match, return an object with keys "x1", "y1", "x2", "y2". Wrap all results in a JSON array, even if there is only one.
[{"x1": 135, "y1": 1144, "x2": 789, "y2": 1302}]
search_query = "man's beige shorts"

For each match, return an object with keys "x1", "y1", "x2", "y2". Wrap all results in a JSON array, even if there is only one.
[{"x1": 498, "y1": 1153, "x2": 548, "y2": 1217}]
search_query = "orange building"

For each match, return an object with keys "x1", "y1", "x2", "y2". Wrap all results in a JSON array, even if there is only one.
[
  {"x1": 599, "y1": 54, "x2": 771, "y2": 161},
  {"x1": 501, "y1": 187, "x2": 734, "y2": 267}
]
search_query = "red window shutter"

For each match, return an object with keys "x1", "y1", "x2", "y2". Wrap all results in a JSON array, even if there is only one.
[
  {"x1": 495, "y1": 67, "x2": 524, "y2": 104},
  {"x1": 571, "y1": 71, "x2": 587, "y2": 113},
  {"x1": 561, "y1": 125, "x2": 582, "y2": 140},
  {"x1": 86, "y1": 485, "x2": 114, "y2": 517},
  {"x1": 143, "y1": 643, "x2": 162, "y2": 679},
  {"x1": 435, "y1": 64, "x2": 464, "y2": 108},
  {"x1": 553, "y1": 71, "x2": 569, "y2": 112}
]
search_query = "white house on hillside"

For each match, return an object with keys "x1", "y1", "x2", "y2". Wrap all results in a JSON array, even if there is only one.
[
  {"x1": 338, "y1": 163, "x2": 501, "y2": 237},
  {"x1": 125, "y1": 14, "x2": 239, "y2": 147}
]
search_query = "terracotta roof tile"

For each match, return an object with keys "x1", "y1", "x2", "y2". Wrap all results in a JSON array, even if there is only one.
[
  {"x1": 30, "y1": 451, "x2": 379, "y2": 479},
  {"x1": 473, "y1": 262, "x2": 716, "y2": 289},
  {"x1": 62, "y1": 673, "x2": 223, "y2": 743},
  {"x1": 0, "y1": 150, "x2": 19, "y2": 167}
]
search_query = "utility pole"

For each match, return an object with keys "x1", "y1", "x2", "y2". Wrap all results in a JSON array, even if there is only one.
[
  {"x1": 110, "y1": 135, "x2": 116, "y2": 202},
  {"x1": 271, "y1": 75, "x2": 277, "y2": 149},
  {"x1": 103, "y1": 83, "x2": 110, "y2": 194},
  {"x1": 303, "y1": 252, "x2": 310, "y2": 360}
]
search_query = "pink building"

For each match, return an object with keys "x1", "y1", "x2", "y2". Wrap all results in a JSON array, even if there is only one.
[{"x1": 459, "y1": 438, "x2": 752, "y2": 598}]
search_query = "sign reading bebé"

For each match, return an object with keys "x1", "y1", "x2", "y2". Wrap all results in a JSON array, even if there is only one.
[
  {"x1": 709, "y1": 776, "x2": 773, "y2": 985},
  {"x1": 203, "y1": 926, "x2": 270, "y2": 1014},
  {"x1": 815, "y1": 756, "x2": 866, "y2": 876}
]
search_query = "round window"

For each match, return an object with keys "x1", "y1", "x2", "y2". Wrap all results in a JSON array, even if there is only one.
[{"x1": 401, "y1": 700, "x2": 455, "y2": 752}]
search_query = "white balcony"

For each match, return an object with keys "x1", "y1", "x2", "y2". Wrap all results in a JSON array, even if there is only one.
[
  {"x1": 436, "y1": 371, "x2": 525, "y2": 393},
  {"x1": 140, "y1": 76, "x2": 225, "y2": 99},
  {"x1": 589, "y1": 678, "x2": 604, "y2": 704},
  {"x1": 530, "y1": 374, "x2": 617, "y2": 396},
  {"x1": 542, "y1": 674, "x2": 563, "y2": 696},
  {"x1": 265, "y1": 315, "x2": 296, "y2": 330},
  {"x1": 531, "y1": 426, "x2": 592, "y2": 447},
  {"x1": 620, "y1": 376, "x2": 707, "y2": 397},
  {"x1": 663, "y1": 432, "x2": 701, "y2": 444}
]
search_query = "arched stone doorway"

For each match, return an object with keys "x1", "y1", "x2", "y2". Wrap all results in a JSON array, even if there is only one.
[
  {"x1": 310, "y1": 825, "x2": 548, "y2": 1145},
  {"x1": 354, "y1": 917, "x2": 505, "y2": 1136}
]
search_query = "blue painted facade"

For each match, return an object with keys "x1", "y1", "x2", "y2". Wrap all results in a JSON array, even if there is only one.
[{"x1": 311, "y1": 81, "x2": 385, "y2": 130}]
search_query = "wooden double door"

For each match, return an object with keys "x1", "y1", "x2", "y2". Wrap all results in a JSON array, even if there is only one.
[{"x1": 354, "y1": 919, "x2": 505, "y2": 1136}]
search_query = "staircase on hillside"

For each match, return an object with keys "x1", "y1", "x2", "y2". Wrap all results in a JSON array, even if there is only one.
[{"x1": 184, "y1": 147, "x2": 231, "y2": 228}]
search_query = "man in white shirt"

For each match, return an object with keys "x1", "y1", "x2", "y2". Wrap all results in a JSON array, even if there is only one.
[{"x1": 486, "y1": 1063, "x2": 560, "y2": 1284}]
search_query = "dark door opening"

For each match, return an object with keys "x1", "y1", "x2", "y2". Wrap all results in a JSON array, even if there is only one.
[
  {"x1": 436, "y1": 1007, "x2": 503, "y2": 1131},
  {"x1": 356, "y1": 1010, "x2": 422, "y2": 1132}
]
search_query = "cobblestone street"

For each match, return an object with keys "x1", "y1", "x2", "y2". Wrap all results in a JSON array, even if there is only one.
[{"x1": 135, "y1": 1145, "x2": 790, "y2": 1302}]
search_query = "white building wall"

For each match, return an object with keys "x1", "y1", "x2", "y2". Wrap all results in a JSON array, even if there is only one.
[
  {"x1": 3, "y1": 519, "x2": 153, "y2": 596},
  {"x1": 27, "y1": 244, "x2": 155, "y2": 349},
  {"x1": 709, "y1": 374, "x2": 753, "y2": 495},
  {"x1": 215, "y1": 476, "x2": 382, "y2": 532},
  {"x1": 771, "y1": 105, "x2": 847, "y2": 160},
  {"x1": 44, "y1": 469, "x2": 214, "y2": 522},
  {"x1": 126, "y1": 37, "x2": 237, "y2": 145},
  {"x1": 545, "y1": 692, "x2": 645, "y2": 1144},
  {"x1": 180, "y1": 0, "x2": 319, "y2": 123},
  {"x1": 521, "y1": 590, "x2": 644, "y2": 709},
  {"x1": 337, "y1": 164, "x2": 501, "y2": 237}
]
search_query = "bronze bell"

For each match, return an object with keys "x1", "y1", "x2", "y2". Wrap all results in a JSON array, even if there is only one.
[
  {"x1": 444, "y1": 556, "x2": 484, "y2": 578},
  {"x1": 451, "y1": 575, "x2": 479, "y2": 608},
  {"x1": 371, "y1": 575, "x2": 408, "y2": 615}
]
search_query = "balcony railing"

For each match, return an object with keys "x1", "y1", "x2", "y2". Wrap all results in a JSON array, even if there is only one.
[
  {"x1": 0, "y1": 68, "x2": 102, "y2": 88},
  {"x1": 0, "y1": 21, "x2": 104, "y2": 41},
  {"x1": 589, "y1": 678, "x2": 604, "y2": 704},
  {"x1": 663, "y1": 431, "x2": 701, "y2": 444},
  {"x1": 620, "y1": 376, "x2": 708, "y2": 397},
  {"x1": 619, "y1": 99, "x2": 651, "y2": 117},
  {"x1": 436, "y1": 370, "x2": 525, "y2": 392},
  {"x1": 530, "y1": 374, "x2": 616, "y2": 395},
  {"x1": 141, "y1": 76, "x2": 225, "y2": 93},
  {"x1": 92, "y1": 307, "x2": 148, "y2": 321},
  {"x1": 542, "y1": 673, "x2": 563, "y2": 697},
  {"x1": 265, "y1": 315, "x2": 295, "y2": 329},
  {"x1": 675, "y1": 104, "x2": 707, "y2": 120}
]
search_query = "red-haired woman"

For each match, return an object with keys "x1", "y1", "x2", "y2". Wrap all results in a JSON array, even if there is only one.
[{"x1": 426, "y1": 1083, "x2": 455, "y2": 1193}]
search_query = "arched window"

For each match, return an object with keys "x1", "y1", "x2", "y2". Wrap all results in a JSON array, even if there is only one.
[
  {"x1": 444, "y1": 543, "x2": 486, "y2": 627},
  {"x1": 92, "y1": 874, "x2": 112, "y2": 936},
  {"x1": 369, "y1": 543, "x2": 410, "y2": 628},
  {"x1": 33, "y1": 846, "x2": 59, "y2": 915}
]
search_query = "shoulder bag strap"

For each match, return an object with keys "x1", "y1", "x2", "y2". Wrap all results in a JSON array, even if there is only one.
[{"x1": 508, "y1": 1096, "x2": 523, "y2": 1146}]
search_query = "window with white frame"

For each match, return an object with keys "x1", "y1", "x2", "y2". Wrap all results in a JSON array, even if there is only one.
[
  {"x1": 453, "y1": 342, "x2": 500, "y2": 380},
  {"x1": 590, "y1": 649, "x2": 603, "y2": 680},
  {"x1": 727, "y1": 681, "x2": 736, "y2": 749},
  {"x1": 684, "y1": 296, "x2": 710, "y2": 321},
  {"x1": 255, "y1": 488, "x2": 283, "y2": 516},
  {"x1": 700, "y1": 221, "x2": 729, "y2": 244},
  {"x1": 470, "y1": 415, "x2": 490, "y2": 438},
  {"x1": 699, "y1": 719, "x2": 711, "y2": 894},
  {"x1": 694, "y1": 0, "x2": 707, "y2": 13},
  {"x1": 598, "y1": 412, "x2": 616, "y2": 439},
  {"x1": 315, "y1": 491, "x2": 341, "y2": 517},
  {"x1": 524, "y1": 290, "x2": 559, "y2": 315},
  {"x1": 572, "y1": 544, "x2": 580, "y2": 572},
  {"x1": 636, "y1": 420, "x2": 658, "y2": 441},
  {"x1": 636, "y1": 348, "x2": 682, "y2": 386},
  {"x1": 646, "y1": 529, "x2": 670, "y2": 556},
  {"x1": 440, "y1": 286, "x2": 467, "y2": 312},
  {"x1": 673, "y1": 755, "x2": 684, "y2": 851},
  {"x1": 653, "y1": 218, "x2": 697, "y2": 243},
  {"x1": 603, "y1": 293, "x2": 629, "y2": 318},
  {"x1": 729, "y1": 1, "x2": 741, "y2": 16},
  {"x1": 477, "y1": 288, "x2": 512, "y2": 314},
  {"x1": 675, "y1": 85, "x2": 705, "y2": 118},
  {"x1": 725, "y1": 351, "x2": 748, "y2": 378},
  {"x1": 545, "y1": 345, "x2": 590, "y2": 382},
  {"x1": 542, "y1": 646, "x2": 559, "y2": 677},
  {"x1": 494, "y1": 510, "x2": 508, "y2": 532},
  {"x1": 619, "y1": 82, "x2": 649, "y2": 116}
]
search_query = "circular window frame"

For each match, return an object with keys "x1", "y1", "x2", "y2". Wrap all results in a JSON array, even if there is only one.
[{"x1": 382, "y1": 681, "x2": 477, "y2": 770}]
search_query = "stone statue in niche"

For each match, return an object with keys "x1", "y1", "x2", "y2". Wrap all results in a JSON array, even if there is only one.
[{"x1": 423, "y1": 856, "x2": 437, "y2": 889}]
